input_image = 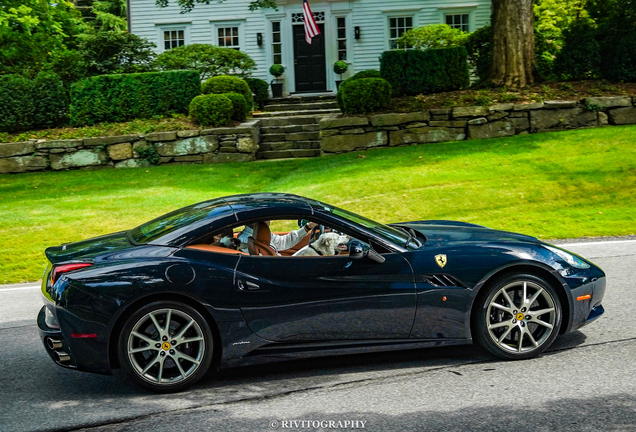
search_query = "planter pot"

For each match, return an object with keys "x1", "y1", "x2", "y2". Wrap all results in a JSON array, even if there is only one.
[
  {"x1": 271, "y1": 82, "x2": 284, "y2": 98},
  {"x1": 335, "y1": 80, "x2": 343, "y2": 90}
]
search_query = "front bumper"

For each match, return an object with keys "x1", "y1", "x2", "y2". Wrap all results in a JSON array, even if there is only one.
[{"x1": 566, "y1": 275, "x2": 606, "y2": 333}]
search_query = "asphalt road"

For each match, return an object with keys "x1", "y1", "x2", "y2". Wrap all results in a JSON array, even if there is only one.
[{"x1": 1, "y1": 240, "x2": 635, "y2": 432}]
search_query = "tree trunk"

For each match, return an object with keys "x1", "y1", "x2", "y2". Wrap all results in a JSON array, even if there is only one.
[{"x1": 489, "y1": 0, "x2": 536, "y2": 89}]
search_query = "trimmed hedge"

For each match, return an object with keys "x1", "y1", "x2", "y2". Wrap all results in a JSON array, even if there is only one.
[
  {"x1": 224, "y1": 92, "x2": 248, "y2": 122},
  {"x1": 380, "y1": 47, "x2": 469, "y2": 96},
  {"x1": 337, "y1": 70, "x2": 383, "y2": 110},
  {"x1": 32, "y1": 72, "x2": 69, "y2": 128},
  {"x1": 201, "y1": 75, "x2": 254, "y2": 110},
  {"x1": 189, "y1": 94, "x2": 233, "y2": 127},
  {"x1": 70, "y1": 70, "x2": 200, "y2": 126},
  {"x1": 246, "y1": 77, "x2": 269, "y2": 110},
  {"x1": 352, "y1": 70, "x2": 382, "y2": 80},
  {"x1": 0, "y1": 72, "x2": 69, "y2": 132},
  {"x1": 340, "y1": 78, "x2": 392, "y2": 114}
]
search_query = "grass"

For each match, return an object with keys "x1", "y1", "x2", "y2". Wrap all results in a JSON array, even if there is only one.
[{"x1": 2, "y1": 125, "x2": 636, "y2": 284}]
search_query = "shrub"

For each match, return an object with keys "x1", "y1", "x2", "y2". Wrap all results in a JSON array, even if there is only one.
[
  {"x1": 245, "y1": 77, "x2": 269, "y2": 110},
  {"x1": 70, "y1": 70, "x2": 200, "y2": 126},
  {"x1": 337, "y1": 70, "x2": 383, "y2": 110},
  {"x1": 340, "y1": 78, "x2": 392, "y2": 114},
  {"x1": 223, "y1": 92, "x2": 248, "y2": 122},
  {"x1": 0, "y1": 75, "x2": 35, "y2": 132},
  {"x1": 154, "y1": 44, "x2": 256, "y2": 80},
  {"x1": 269, "y1": 64, "x2": 285, "y2": 78},
  {"x1": 380, "y1": 47, "x2": 469, "y2": 97},
  {"x1": 334, "y1": 61, "x2": 348, "y2": 78},
  {"x1": 463, "y1": 25, "x2": 493, "y2": 83},
  {"x1": 396, "y1": 24, "x2": 469, "y2": 50},
  {"x1": 78, "y1": 31, "x2": 157, "y2": 76},
  {"x1": 189, "y1": 94, "x2": 233, "y2": 127},
  {"x1": 553, "y1": 19, "x2": 601, "y2": 80},
  {"x1": 32, "y1": 72, "x2": 69, "y2": 128},
  {"x1": 201, "y1": 75, "x2": 254, "y2": 110}
]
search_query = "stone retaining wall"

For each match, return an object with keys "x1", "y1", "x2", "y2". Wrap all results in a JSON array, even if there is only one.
[
  {"x1": 0, "y1": 121, "x2": 260, "y2": 174},
  {"x1": 319, "y1": 96, "x2": 636, "y2": 154},
  {"x1": 2, "y1": 96, "x2": 636, "y2": 174}
]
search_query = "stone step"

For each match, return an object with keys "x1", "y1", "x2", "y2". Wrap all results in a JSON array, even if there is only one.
[
  {"x1": 258, "y1": 115, "x2": 335, "y2": 127},
  {"x1": 264, "y1": 101, "x2": 340, "y2": 112},
  {"x1": 261, "y1": 124, "x2": 320, "y2": 134},
  {"x1": 257, "y1": 149, "x2": 321, "y2": 160},
  {"x1": 260, "y1": 131, "x2": 320, "y2": 142},
  {"x1": 268, "y1": 94, "x2": 337, "y2": 105},
  {"x1": 254, "y1": 109, "x2": 341, "y2": 118},
  {"x1": 258, "y1": 141, "x2": 321, "y2": 152}
]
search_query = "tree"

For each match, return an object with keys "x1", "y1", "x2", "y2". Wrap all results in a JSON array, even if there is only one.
[
  {"x1": 488, "y1": 0, "x2": 536, "y2": 89},
  {"x1": 155, "y1": 0, "x2": 278, "y2": 13}
]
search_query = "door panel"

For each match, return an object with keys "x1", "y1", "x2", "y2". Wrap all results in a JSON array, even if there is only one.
[
  {"x1": 235, "y1": 254, "x2": 416, "y2": 342},
  {"x1": 293, "y1": 23, "x2": 326, "y2": 93}
]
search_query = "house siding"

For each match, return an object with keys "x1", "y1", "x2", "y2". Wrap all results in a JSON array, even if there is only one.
[{"x1": 129, "y1": 0, "x2": 491, "y2": 95}]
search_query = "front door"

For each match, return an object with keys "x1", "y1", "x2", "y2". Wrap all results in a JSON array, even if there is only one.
[
  {"x1": 293, "y1": 23, "x2": 327, "y2": 93},
  {"x1": 235, "y1": 254, "x2": 416, "y2": 342}
]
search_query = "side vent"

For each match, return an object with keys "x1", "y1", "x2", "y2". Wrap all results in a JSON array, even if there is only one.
[{"x1": 423, "y1": 274, "x2": 464, "y2": 287}]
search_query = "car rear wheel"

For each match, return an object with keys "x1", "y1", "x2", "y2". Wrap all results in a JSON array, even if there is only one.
[
  {"x1": 474, "y1": 274, "x2": 562, "y2": 360},
  {"x1": 118, "y1": 301, "x2": 213, "y2": 393}
]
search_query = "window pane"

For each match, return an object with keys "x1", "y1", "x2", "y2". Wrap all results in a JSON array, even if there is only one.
[
  {"x1": 273, "y1": 32, "x2": 281, "y2": 43},
  {"x1": 446, "y1": 15, "x2": 452, "y2": 25},
  {"x1": 273, "y1": 22, "x2": 280, "y2": 32},
  {"x1": 233, "y1": 36, "x2": 239, "y2": 46},
  {"x1": 390, "y1": 29, "x2": 397, "y2": 39},
  {"x1": 338, "y1": 28, "x2": 346, "y2": 39},
  {"x1": 406, "y1": 17, "x2": 412, "y2": 27},
  {"x1": 338, "y1": 17, "x2": 345, "y2": 27},
  {"x1": 273, "y1": 44, "x2": 281, "y2": 54},
  {"x1": 178, "y1": 40, "x2": 184, "y2": 47},
  {"x1": 164, "y1": 31, "x2": 170, "y2": 41},
  {"x1": 232, "y1": 27, "x2": 238, "y2": 37},
  {"x1": 274, "y1": 54, "x2": 282, "y2": 64},
  {"x1": 390, "y1": 18, "x2": 396, "y2": 27},
  {"x1": 339, "y1": 51, "x2": 346, "y2": 61},
  {"x1": 178, "y1": 30, "x2": 184, "y2": 39},
  {"x1": 165, "y1": 41, "x2": 170, "y2": 50}
]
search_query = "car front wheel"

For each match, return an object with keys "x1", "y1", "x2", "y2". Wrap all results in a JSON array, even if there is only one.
[
  {"x1": 474, "y1": 274, "x2": 562, "y2": 360},
  {"x1": 118, "y1": 301, "x2": 214, "y2": 393}
]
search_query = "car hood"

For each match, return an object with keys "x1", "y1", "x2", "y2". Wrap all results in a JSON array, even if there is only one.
[
  {"x1": 393, "y1": 220, "x2": 541, "y2": 247},
  {"x1": 45, "y1": 231, "x2": 133, "y2": 264}
]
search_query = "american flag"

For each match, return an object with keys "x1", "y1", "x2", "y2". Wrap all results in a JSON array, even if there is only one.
[{"x1": 303, "y1": 0, "x2": 320, "y2": 44}]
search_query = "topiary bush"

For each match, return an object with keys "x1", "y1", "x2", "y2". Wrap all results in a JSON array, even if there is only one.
[
  {"x1": 245, "y1": 77, "x2": 269, "y2": 110},
  {"x1": 201, "y1": 75, "x2": 254, "y2": 112},
  {"x1": 380, "y1": 47, "x2": 469, "y2": 96},
  {"x1": 154, "y1": 44, "x2": 255, "y2": 80},
  {"x1": 70, "y1": 70, "x2": 200, "y2": 126},
  {"x1": 0, "y1": 75, "x2": 35, "y2": 132},
  {"x1": 340, "y1": 78, "x2": 392, "y2": 114},
  {"x1": 269, "y1": 64, "x2": 285, "y2": 79},
  {"x1": 336, "y1": 70, "x2": 383, "y2": 110},
  {"x1": 223, "y1": 92, "x2": 248, "y2": 122},
  {"x1": 189, "y1": 94, "x2": 233, "y2": 127},
  {"x1": 32, "y1": 71, "x2": 69, "y2": 128}
]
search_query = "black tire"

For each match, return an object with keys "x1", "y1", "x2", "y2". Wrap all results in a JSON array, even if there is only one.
[
  {"x1": 118, "y1": 301, "x2": 214, "y2": 393},
  {"x1": 473, "y1": 273, "x2": 562, "y2": 360}
]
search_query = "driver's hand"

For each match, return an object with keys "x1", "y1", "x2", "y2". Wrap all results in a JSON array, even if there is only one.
[{"x1": 306, "y1": 222, "x2": 318, "y2": 231}]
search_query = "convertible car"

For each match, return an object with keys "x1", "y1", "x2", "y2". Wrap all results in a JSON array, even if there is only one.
[{"x1": 38, "y1": 193, "x2": 606, "y2": 392}]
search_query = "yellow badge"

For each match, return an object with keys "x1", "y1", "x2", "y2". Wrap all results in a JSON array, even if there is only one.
[
  {"x1": 435, "y1": 254, "x2": 447, "y2": 268},
  {"x1": 162, "y1": 342, "x2": 171, "y2": 350},
  {"x1": 516, "y1": 313, "x2": 525, "y2": 321}
]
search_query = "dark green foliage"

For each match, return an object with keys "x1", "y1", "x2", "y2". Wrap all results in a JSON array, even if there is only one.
[
  {"x1": 269, "y1": 64, "x2": 285, "y2": 78},
  {"x1": 154, "y1": 44, "x2": 256, "y2": 80},
  {"x1": 337, "y1": 70, "x2": 384, "y2": 110},
  {"x1": 603, "y1": 33, "x2": 636, "y2": 81},
  {"x1": 464, "y1": 25, "x2": 492, "y2": 83},
  {"x1": 78, "y1": 31, "x2": 157, "y2": 76},
  {"x1": 340, "y1": 78, "x2": 392, "y2": 114},
  {"x1": 201, "y1": 75, "x2": 254, "y2": 109},
  {"x1": 0, "y1": 75, "x2": 35, "y2": 132},
  {"x1": 553, "y1": 19, "x2": 601, "y2": 80},
  {"x1": 135, "y1": 144, "x2": 161, "y2": 165},
  {"x1": 534, "y1": 29, "x2": 558, "y2": 81},
  {"x1": 380, "y1": 47, "x2": 469, "y2": 96},
  {"x1": 334, "y1": 61, "x2": 348, "y2": 75},
  {"x1": 189, "y1": 94, "x2": 233, "y2": 127},
  {"x1": 224, "y1": 92, "x2": 248, "y2": 122},
  {"x1": 32, "y1": 72, "x2": 69, "y2": 128},
  {"x1": 246, "y1": 77, "x2": 269, "y2": 110},
  {"x1": 70, "y1": 70, "x2": 200, "y2": 126}
]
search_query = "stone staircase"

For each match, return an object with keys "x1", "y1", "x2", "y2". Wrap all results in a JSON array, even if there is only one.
[{"x1": 254, "y1": 94, "x2": 340, "y2": 160}]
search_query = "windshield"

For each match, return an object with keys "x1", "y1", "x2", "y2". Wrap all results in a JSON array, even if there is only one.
[
  {"x1": 330, "y1": 207, "x2": 412, "y2": 248},
  {"x1": 129, "y1": 201, "x2": 230, "y2": 244}
]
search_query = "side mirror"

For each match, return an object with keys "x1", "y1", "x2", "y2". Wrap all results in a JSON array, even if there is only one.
[{"x1": 348, "y1": 241, "x2": 386, "y2": 264}]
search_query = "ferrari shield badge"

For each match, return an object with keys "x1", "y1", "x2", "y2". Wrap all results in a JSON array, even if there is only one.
[{"x1": 435, "y1": 254, "x2": 447, "y2": 268}]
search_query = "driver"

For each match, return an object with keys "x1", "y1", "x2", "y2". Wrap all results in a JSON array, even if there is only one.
[{"x1": 238, "y1": 221, "x2": 317, "y2": 254}]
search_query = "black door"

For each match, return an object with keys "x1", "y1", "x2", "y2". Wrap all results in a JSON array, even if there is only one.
[
  {"x1": 235, "y1": 254, "x2": 416, "y2": 342},
  {"x1": 293, "y1": 23, "x2": 326, "y2": 93}
]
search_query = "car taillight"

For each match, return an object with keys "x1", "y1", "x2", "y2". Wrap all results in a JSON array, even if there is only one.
[{"x1": 50, "y1": 263, "x2": 93, "y2": 285}]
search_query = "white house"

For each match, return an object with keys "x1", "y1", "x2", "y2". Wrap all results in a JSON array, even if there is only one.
[{"x1": 127, "y1": 0, "x2": 491, "y2": 96}]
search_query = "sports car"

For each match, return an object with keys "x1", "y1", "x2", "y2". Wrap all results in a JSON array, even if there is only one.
[{"x1": 38, "y1": 193, "x2": 606, "y2": 393}]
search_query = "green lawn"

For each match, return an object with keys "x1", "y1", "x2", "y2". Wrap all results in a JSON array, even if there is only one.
[{"x1": 2, "y1": 125, "x2": 636, "y2": 284}]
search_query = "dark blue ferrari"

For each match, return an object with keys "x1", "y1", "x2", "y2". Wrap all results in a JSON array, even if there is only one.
[{"x1": 38, "y1": 193, "x2": 606, "y2": 392}]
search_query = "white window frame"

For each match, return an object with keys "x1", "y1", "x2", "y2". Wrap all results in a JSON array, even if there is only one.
[
  {"x1": 210, "y1": 20, "x2": 246, "y2": 51},
  {"x1": 271, "y1": 20, "x2": 283, "y2": 65},
  {"x1": 388, "y1": 16, "x2": 415, "y2": 50},
  {"x1": 156, "y1": 23, "x2": 191, "y2": 52},
  {"x1": 437, "y1": 5, "x2": 478, "y2": 33}
]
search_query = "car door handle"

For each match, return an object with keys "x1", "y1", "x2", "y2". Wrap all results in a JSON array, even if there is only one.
[{"x1": 238, "y1": 280, "x2": 260, "y2": 291}]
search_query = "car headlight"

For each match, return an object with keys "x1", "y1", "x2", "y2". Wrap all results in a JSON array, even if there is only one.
[{"x1": 545, "y1": 245, "x2": 590, "y2": 269}]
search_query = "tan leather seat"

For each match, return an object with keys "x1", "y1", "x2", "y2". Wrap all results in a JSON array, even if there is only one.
[{"x1": 247, "y1": 222, "x2": 277, "y2": 256}]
